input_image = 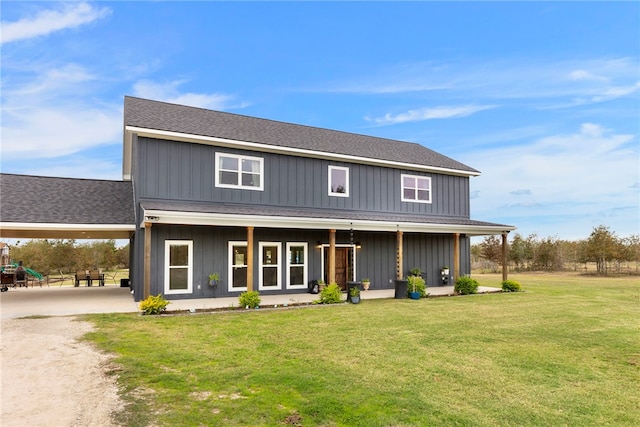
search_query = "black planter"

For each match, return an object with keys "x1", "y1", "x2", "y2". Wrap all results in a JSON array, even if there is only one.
[{"x1": 394, "y1": 279, "x2": 408, "y2": 299}]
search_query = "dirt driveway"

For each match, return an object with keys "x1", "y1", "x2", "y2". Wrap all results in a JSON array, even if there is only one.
[{"x1": 1, "y1": 317, "x2": 123, "y2": 426}]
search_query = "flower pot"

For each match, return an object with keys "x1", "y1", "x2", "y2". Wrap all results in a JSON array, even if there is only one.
[
  {"x1": 209, "y1": 280, "x2": 218, "y2": 287},
  {"x1": 362, "y1": 281, "x2": 370, "y2": 291},
  {"x1": 409, "y1": 291, "x2": 421, "y2": 300},
  {"x1": 350, "y1": 296, "x2": 360, "y2": 304}
]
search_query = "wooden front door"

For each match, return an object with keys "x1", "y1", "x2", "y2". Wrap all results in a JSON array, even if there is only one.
[
  {"x1": 324, "y1": 247, "x2": 353, "y2": 291},
  {"x1": 335, "y1": 248, "x2": 348, "y2": 290}
]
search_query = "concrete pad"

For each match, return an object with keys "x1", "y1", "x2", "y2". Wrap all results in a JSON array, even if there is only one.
[
  {"x1": 0, "y1": 284, "x2": 502, "y2": 319},
  {"x1": 0, "y1": 285, "x2": 138, "y2": 319}
]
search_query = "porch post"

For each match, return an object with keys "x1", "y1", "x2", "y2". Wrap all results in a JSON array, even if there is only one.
[
  {"x1": 502, "y1": 232, "x2": 509, "y2": 281},
  {"x1": 396, "y1": 230, "x2": 403, "y2": 279},
  {"x1": 144, "y1": 222, "x2": 151, "y2": 299},
  {"x1": 329, "y1": 229, "x2": 336, "y2": 284},
  {"x1": 247, "y1": 226, "x2": 254, "y2": 291},
  {"x1": 453, "y1": 232, "x2": 460, "y2": 282}
]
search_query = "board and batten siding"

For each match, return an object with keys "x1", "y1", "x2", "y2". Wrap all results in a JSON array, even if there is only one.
[
  {"x1": 135, "y1": 137, "x2": 471, "y2": 217},
  {"x1": 129, "y1": 223, "x2": 464, "y2": 300}
]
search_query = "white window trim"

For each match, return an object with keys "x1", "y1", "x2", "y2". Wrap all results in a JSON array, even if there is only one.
[
  {"x1": 164, "y1": 240, "x2": 193, "y2": 295},
  {"x1": 259, "y1": 242, "x2": 281, "y2": 290},
  {"x1": 228, "y1": 241, "x2": 248, "y2": 292},
  {"x1": 215, "y1": 152, "x2": 264, "y2": 191},
  {"x1": 328, "y1": 165, "x2": 349, "y2": 197},
  {"x1": 401, "y1": 174, "x2": 432, "y2": 204},
  {"x1": 286, "y1": 242, "x2": 308, "y2": 290}
]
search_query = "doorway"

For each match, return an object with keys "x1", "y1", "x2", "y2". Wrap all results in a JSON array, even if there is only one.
[{"x1": 322, "y1": 245, "x2": 355, "y2": 291}]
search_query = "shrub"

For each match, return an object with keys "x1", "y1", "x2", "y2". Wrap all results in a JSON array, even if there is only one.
[
  {"x1": 316, "y1": 283, "x2": 343, "y2": 304},
  {"x1": 239, "y1": 291, "x2": 261, "y2": 308},
  {"x1": 139, "y1": 294, "x2": 170, "y2": 315},
  {"x1": 407, "y1": 275, "x2": 427, "y2": 297},
  {"x1": 502, "y1": 280, "x2": 522, "y2": 292},
  {"x1": 454, "y1": 276, "x2": 479, "y2": 295}
]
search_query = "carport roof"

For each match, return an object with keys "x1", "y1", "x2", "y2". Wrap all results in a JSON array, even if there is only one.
[{"x1": 0, "y1": 174, "x2": 135, "y2": 239}]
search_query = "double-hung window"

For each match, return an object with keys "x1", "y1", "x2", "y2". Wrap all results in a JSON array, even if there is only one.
[
  {"x1": 401, "y1": 174, "x2": 432, "y2": 203},
  {"x1": 228, "y1": 241, "x2": 248, "y2": 291},
  {"x1": 164, "y1": 240, "x2": 193, "y2": 295},
  {"x1": 286, "y1": 242, "x2": 308, "y2": 290},
  {"x1": 329, "y1": 166, "x2": 349, "y2": 197},
  {"x1": 259, "y1": 242, "x2": 281, "y2": 290},
  {"x1": 215, "y1": 153, "x2": 264, "y2": 191}
]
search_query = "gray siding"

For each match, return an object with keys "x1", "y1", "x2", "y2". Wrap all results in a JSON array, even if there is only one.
[
  {"x1": 129, "y1": 224, "x2": 465, "y2": 301},
  {"x1": 136, "y1": 137, "x2": 470, "y2": 218}
]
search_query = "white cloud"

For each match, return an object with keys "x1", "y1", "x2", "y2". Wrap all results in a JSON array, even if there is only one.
[
  {"x1": 369, "y1": 104, "x2": 495, "y2": 125},
  {"x1": 465, "y1": 123, "x2": 639, "y2": 238},
  {"x1": 132, "y1": 80, "x2": 242, "y2": 110},
  {"x1": 329, "y1": 58, "x2": 639, "y2": 109},
  {"x1": 0, "y1": 2, "x2": 111, "y2": 45},
  {"x1": 1, "y1": 104, "x2": 122, "y2": 160}
]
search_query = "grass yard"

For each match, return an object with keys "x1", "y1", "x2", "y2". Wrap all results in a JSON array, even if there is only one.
[{"x1": 84, "y1": 273, "x2": 640, "y2": 426}]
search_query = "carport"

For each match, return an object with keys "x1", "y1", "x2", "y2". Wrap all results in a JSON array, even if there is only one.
[{"x1": 0, "y1": 173, "x2": 137, "y2": 313}]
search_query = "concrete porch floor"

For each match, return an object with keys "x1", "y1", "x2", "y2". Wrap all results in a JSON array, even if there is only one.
[{"x1": 1, "y1": 284, "x2": 501, "y2": 319}]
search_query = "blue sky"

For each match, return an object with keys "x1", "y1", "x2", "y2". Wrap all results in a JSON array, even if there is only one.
[{"x1": 1, "y1": 1, "x2": 639, "y2": 241}]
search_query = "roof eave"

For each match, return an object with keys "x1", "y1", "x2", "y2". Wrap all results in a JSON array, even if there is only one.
[{"x1": 141, "y1": 209, "x2": 515, "y2": 236}]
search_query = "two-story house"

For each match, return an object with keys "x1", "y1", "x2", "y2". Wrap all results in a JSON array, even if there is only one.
[
  {"x1": 123, "y1": 97, "x2": 514, "y2": 301},
  {"x1": 0, "y1": 96, "x2": 514, "y2": 301}
]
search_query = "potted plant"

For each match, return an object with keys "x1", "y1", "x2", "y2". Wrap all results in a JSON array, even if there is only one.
[
  {"x1": 317, "y1": 278, "x2": 326, "y2": 292},
  {"x1": 410, "y1": 267, "x2": 422, "y2": 277},
  {"x1": 208, "y1": 273, "x2": 220, "y2": 287},
  {"x1": 349, "y1": 285, "x2": 361, "y2": 304},
  {"x1": 361, "y1": 278, "x2": 370, "y2": 291},
  {"x1": 407, "y1": 275, "x2": 425, "y2": 300}
]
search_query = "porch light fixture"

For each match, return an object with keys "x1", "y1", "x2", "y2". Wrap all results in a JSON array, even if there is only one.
[
  {"x1": 316, "y1": 241, "x2": 323, "y2": 248},
  {"x1": 356, "y1": 242, "x2": 362, "y2": 249}
]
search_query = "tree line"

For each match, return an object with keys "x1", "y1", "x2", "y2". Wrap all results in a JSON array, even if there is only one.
[
  {"x1": 473, "y1": 225, "x2": 640, "y2": 275},
  {"x1": 6, "y1": 239, "x2": 129, "y2": 276}
]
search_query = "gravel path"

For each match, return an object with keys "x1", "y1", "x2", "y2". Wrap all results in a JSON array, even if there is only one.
[{"x1": 1, "y1": 317, "x2": 123, "y2": 426}]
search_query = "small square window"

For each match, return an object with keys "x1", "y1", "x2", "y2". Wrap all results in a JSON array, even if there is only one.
[{"x1": 329, "y1": 166, "x2": 349, "y2": 197}]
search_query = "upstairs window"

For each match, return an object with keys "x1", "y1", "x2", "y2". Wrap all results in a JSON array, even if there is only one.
[
  {"x1": 329, "y1": 166, "x2": 349, "y2": 197},
  {"x1": 215, "y1": 153, "x2": 264, "y2": 191},
  {"x1": 401, "y1": 174, "x2": 432, "y2": 203}
]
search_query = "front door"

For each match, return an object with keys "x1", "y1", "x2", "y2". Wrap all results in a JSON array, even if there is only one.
[{"x1": 323, "y1": 246, "x2": 354, "y2": 291}]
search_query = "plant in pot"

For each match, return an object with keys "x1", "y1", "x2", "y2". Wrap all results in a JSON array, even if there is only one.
[
  {"x1": 361, "y1": 278, "x2": 370, "y2": 291},
  {"x1": 317, "y1": 278, "x2": 326, "y2": 292},
  {"x1": 409, "y1": 267, "x2": 422, "y2": 277},
  {"x1": 407, "y1": 275, "x2": 426, "y2": 300},
  {"x1": 349, "y1": 285, "x2": 361, "y2": 304},
  {"x1": 208, "y1": 273, "x2": 220, "y2": 287}
]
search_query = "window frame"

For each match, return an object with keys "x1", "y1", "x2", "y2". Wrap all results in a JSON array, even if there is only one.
[
  {"x1": 164, "y1": 240, "x2": 193, "y2": 295},
  {"x1": 258, "y1": 242, "x2": 281, "y2": 291},
  {"x1": 215, "y1": 152, "x2": 264, "y2": 191},
  {"x1": 286, "y1": 242, "x2": 308, "y2": 290},
  {"x1": 228, "y1": 241, "x2": 248, "y2": 292},
  {"x1": 328, "y1": 165, "x2": 350, "y2": 197},
  {"x1": 401, "y1": 174, "x2": 432, "y2": 204}
]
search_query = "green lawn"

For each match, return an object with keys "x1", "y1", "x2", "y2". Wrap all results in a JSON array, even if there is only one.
[{"x1": 84, "y1": 273, "x2": 640, "y2": 426}]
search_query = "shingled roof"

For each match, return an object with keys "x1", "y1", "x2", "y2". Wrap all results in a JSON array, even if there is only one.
[
  {"x1": 0, "y1": 174, "x2": 135, "y2": 238},
  {"x1": 124, "y1": 96, "x2": 480, "y2": 175}
]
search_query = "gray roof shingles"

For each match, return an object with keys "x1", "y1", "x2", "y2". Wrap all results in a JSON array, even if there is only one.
[
  {"x1": 124, "y1": 96, "x2": 480, "y2": 174},
  {"x1": 0, "y1": 174, "x2": 135, "y2": 225}
]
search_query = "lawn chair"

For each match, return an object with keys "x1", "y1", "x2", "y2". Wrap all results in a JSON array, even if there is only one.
[
  {"x1": 75, "y1": 270, "x2": 88, "y2": 287},
  {"x1": 89, "y1": 270, "x2": 105, "y2": 286}
]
